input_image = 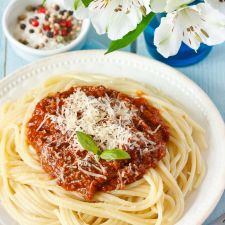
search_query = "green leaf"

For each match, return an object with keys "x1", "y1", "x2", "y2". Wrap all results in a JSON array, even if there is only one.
[
  {"x1": 81, "y1": 0, "x2": 93, "y2": 7},
  {"x1": 76, "y1": 131, "x2": 101, "y2": 155},
  {"x1": 42, "y1": 0, "x2": 47, "y2": 5},
  {"x1": 100, "y1": 149, "x2": 131, "y2": 161},
  {"x1": 106, "y1": 12, "x2": 155, "y2": 54}
]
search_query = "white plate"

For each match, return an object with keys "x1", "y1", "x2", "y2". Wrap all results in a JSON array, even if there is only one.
[{"x1": 0, "y1": 50, "x2": 225, "y2": 225}]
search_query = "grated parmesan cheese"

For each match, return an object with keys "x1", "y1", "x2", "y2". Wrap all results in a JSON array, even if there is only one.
[{"x1": 44, "y1": 88, "x2": 156, "y2": 152}]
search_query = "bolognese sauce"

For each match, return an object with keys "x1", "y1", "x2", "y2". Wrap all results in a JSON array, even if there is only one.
[{"x1": 27, "y1": 86, "x2": 169, "y2": 200}]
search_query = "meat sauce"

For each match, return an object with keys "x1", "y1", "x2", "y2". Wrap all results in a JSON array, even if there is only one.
[{"x1": 27, "y1": 86, "x2": 169, "y2": 200}]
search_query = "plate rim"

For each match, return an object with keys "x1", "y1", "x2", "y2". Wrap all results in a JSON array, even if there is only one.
[{"x1": 0, "y1": 50, "x2": 225, "y2": 225}]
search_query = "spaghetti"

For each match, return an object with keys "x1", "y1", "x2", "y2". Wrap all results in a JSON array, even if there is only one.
[{"x1": 0, "y1": 74, "x2": 206, "y2": 225}]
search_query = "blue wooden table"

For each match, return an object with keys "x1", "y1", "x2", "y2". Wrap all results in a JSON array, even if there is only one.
[{"x1": 1, "y1": 1, "x2": 225, "y2": 224}]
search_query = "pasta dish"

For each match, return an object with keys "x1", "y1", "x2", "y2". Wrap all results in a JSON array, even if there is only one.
[{"x1": 0, "y1": 74, "x2": 206, "y2": 225}]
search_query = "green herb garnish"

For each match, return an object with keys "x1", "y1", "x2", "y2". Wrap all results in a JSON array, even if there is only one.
[
  {"x1": 76, "y1": 131, "x2": 131, "y2": 161},
  {"x1": 100, "y1": 149, "x2": 131, "y2": 161},
  {"x1": 76, "y1": 131, "x2": 101, "y2": 155}
]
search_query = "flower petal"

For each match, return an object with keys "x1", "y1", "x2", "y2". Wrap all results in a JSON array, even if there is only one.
[
  {"x1": 140, "y1": 0, "x2": 152, "y2": 15},
  {"x1": 88, "y1": 0, "x2": 118, "y2": 36},
  {"x1": 205, "y1": 0, "x2": 225, "y2": 15},
  {"x1": 165, "y1": 0, "x2": 195, "y2": 12},
  {"x1": 154, "y1": 3, "x2": 225, "y2": 57},
  {"x1": 108, "y1": 9, "x2": 142, "y2": 40},
  {"x1": 154, "y1": 13, "x2": 182, "y2": 57},
  {"x1": 150, "y1": 0, "x2": 167, "y2": 13},
  {"x1": 88, "y1": 0, "x2": 151, "y2": 40},
  {"x1": 181, "y1": 4, "x2": 225, "y2": 49}
]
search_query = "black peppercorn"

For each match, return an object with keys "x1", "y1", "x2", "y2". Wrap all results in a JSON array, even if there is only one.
[
  {"x1": 35, "y1": 16, "x2": 39, "y2": 20},
  {"x1": 29, "y1": 29, "x2": 35, "y2": 33},
  {"x1": 46, "y1": 31, "x2": 54, "y2": 38},
  {"x1": 20, "y1": 23, "x2": 26, "y2": 30},
  {"x1": 59, "y1": 10, "x2": 64, "y2": 15},
  {"x1": 54, "y1": 5, "x2": 60, "y2": 11},
  {"x1": 59, "y1": 10, "x2": 67, "y2": 15},
  {"x1": 68, "y1": 10, "x2": 74, "y2": 16}
]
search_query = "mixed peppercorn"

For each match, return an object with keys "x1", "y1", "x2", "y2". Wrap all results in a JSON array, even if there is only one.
[{"x1": 16, "y1": 4, "x2": 82, "y2": 49}]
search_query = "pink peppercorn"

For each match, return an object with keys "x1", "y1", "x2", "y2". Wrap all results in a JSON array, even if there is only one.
[
  {"x1": 31, "y1": 19, "x2": 39, "y2": 27},
  {"x1": 38, "y1": 6, "x2": 46, "y2": 14}
]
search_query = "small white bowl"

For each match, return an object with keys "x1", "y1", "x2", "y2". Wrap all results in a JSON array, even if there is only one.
[{"x1": 2, "y1": 0, "x2": 91, "y2": 61}]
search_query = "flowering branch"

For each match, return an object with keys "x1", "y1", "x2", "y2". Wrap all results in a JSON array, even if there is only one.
[{"x1": 65, "y1": 0, "x2": 225, "y2": 57}]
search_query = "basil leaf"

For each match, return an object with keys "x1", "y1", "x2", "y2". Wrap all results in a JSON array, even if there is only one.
[
  {"x1": 76, "y1": 131, "x2": 101, "y2": 155},
  {"x1": 100, "y1": 149, "x2": 131, "y2": 161},
  {"x1": 81, "y1": 0, "x2": 93, "y2": 7},
  {"x1": 106, "y1": 12, "x2": 155, "y2": 54},
  {"x1": 42, "y1": 0, "x2": 47, "y2": 5}
]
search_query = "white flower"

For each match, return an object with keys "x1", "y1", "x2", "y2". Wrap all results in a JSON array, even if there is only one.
[
  {"x1": 154, "y1": 3, "x2": 225, "y2": 58},
  {"x1": 70, "y1": 0, "x2": 196, "y2": 40},
  {"x1": 70, "y1": 0, "x2": 152, "y2": 40},
  {"x1": 205, "y1": 0, "x2": 225, "y2": 15},
  {"x1": 90, "y1": 0, "x2": 152, "y2": 40},
  {"x1": 150, "y1": 0, "x2": 195, "y2": 13}
]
